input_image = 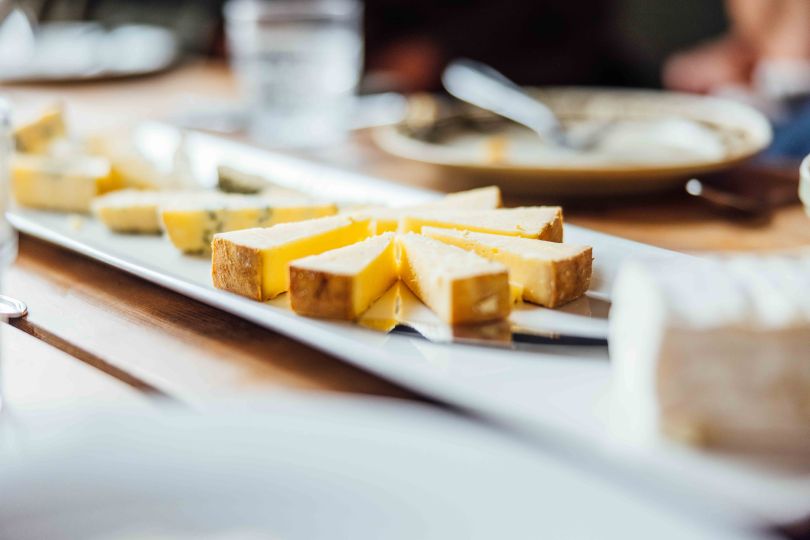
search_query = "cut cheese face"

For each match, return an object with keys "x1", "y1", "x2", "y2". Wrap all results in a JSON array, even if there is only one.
[
  {"x1": 11, "y1": 154, "x2": 120, "y2": 213},
  {"x1": 162, "y1": 195, "x2": 338, "y2": 253},
  {"x1": 400, "y1": 206, "x2": 563, "y2": 242},
  {"x1": 290, "y1": 233, "x2": 397, "y2": 319},
  {"x1": 353, "y1": 186, "x2": 503, "y2": 234},
  {"x1": 14, "y1": 106, "x2": 66, "y2": 154},
  {"x1": 397, "y1": 233, "x2": 510, "y2": 324},
  {"x1": 92, "y1": 189, "x2": 172, "y2": 234},
  {"x1": 422, "y1": 227, "x2": 592, "y2": 307},
  {"x1": 212, "y1": 215, "x2": 371, "y2": 300}
]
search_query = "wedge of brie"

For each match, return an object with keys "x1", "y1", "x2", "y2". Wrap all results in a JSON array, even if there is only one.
[{"x1": 609, "y1": 256, "x2": 810, "y2": 456}]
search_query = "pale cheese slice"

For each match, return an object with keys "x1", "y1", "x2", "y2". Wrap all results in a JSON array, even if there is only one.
[
  {"x1": 422, "y1": 227, "x2": 592, "y2": 307},
  {"x1": 353, "y1": 186, "x2": 503, "y2": 234},
  {"x1": 290, "y1": 233, "x2": 398, "y2": 319},
  {"x1": 11, "y1": 154, "x2": 121, "y2": 213},
  {"x1": 14, "y1": 105, "x2": 66, "y2": 154},
  {"x1": 400, "y1": 206, "x2": 563, "y2": 241},
  {"x1": 397, "y1": 233, "x2": 510, "y2": 324},
  {"x1": 162, "y1": 195, "x2": 338, "y2": 253},
  {"x1": 92, "y1": 189, "x2": 174, "y2": 234},
  {"x1": 212, "y1": 215, "x2": 371, "y2": 300}
]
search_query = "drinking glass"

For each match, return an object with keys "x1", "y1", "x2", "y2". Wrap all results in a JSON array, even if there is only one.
[{"x1": 224, "y1": 0, "x2": 363, "y2": 148}]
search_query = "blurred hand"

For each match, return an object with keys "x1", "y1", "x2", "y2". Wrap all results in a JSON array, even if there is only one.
[
  {"x1": 663, "y1": 35, "x2": 754, "y2": 94},
  {"x1": 664, "y1": 0, "x2": 810, "y2": 94}
]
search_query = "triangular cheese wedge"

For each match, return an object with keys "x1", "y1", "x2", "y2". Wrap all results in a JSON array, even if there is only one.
[
  {"x1": 212, "y1": 215, "x2": 370, "y2": 300},
  {"x1": 400, "y1": 206, "x2": 563, "y2": 241},
  {"x1": 422, "y1": 227, "x2": 592, "y2": 307},
  {"x1": 162, "y1": 194, "x2": 337, "y2": 253},
  {"x1": 354, "y1": 186, "x2": 502, "y2": 234},
  {"x1": 290, "y1": 233, "x2": 397, "y2": 319},
  {"x1": 398, "y1": 233, "x2": 510, "y2": 324}
]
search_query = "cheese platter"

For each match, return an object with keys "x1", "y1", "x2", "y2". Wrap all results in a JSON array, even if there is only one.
[{"x1": 6, "y1": 117, "x2": 809, "y2": 533}]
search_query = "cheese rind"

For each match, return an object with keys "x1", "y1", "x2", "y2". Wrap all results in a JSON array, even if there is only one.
[
  {"x1": 400, "y1": 207, "x2": 563, "y2": 241},
  {"x1": 353, "y1": 186, "x2": 503, "y2": 234},
  {"x1": 422, "y1": 227, "x2": 592, "y2": 307},
  {"x1": 11, "y1": 154, "x2": 120, "y2": 212},
  {"x1": 14, "y1": 106, "x2": 66, "y2": 154},
  {"x1": 290, "y1": 233, "x2": 397, "y2": 319},
  {"x1": 397, "y1": 233, "x2": 510, "y2": 324},
  {"x1": 212, "y1": 216, "x2": 371, "y2": 300},
  {"x1": 162, "y1": 196, "x2": 338, "y2": 253}
]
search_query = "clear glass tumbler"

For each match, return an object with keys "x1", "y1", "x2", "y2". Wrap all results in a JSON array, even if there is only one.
[{"x1": 224, "y1": 0, "x2": 363, "y2": 148}]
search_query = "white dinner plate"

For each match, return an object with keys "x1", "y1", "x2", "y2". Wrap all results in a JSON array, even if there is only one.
[
  {"x1": 8, "y1": 123, "x2": 808, "y2": 529},
  {"x1": 373, "y1": 89, "x2": 772, "y2": 196}
]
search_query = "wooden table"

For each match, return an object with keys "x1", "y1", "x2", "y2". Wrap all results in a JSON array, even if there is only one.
[{"x1": 4, "y1": 61, "x2": 810, "y2": 409}]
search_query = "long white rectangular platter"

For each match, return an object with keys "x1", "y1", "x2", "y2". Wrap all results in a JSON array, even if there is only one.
[{"x1": 8, "y1": 123, "x2": 808, "y2": 531}]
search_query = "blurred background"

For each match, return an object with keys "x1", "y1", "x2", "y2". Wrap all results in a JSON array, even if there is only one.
[
  {"x1": 7, "y1": 0, "x2": 810, "y2": 158},
  {"x1": 3, "y1": 0, "x2": 729, "y2": 89}
]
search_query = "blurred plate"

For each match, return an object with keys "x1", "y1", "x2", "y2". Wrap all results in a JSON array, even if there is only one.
[
  {"x1": 0, "y1": 396, "x2": 751, "y2": 539},
  {"x1": 373, "y1": 89, "x2": 772, "y2": 196},
  {"x1": 0, "y1": 22, "x2": 178, "y2": 83}
]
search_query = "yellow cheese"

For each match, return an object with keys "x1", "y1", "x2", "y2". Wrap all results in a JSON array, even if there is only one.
[
  {"x1": 14, "y1": 106, "x2": 66, "y2": 154},
  {"x1": 397, "y1": 233, "x2": 510, "y2": 324},
  {"x1": 355, "y1": 186, "x2": 502, "y2": 234},
  {"x1": 212, "y1": 215, "x2": 371, "y2": 300},
  {"x1": 422, "y1": 227, "x2": 592, "y2": 308},
  {"x1": 92, "y1": 189, "x2": 174, "y2": 234},
  {"x1": 289, "y1": 233, "x2": 398, "y2": 319},
  {"x1": 509, "y1": 282, "x2": 524, "y2": 304},
  {"x1": 432, "y1": 186, "x2": 502, "y2": 209},
  {"x1": 11, "y1": 154, "x2": 120, "y2": 213},
  {"x1": 401, "y1": 206, "x2": 563, "y2": 241},
  {"x1": 162, "y1": 195, "x2": 338, "y2": 253}
]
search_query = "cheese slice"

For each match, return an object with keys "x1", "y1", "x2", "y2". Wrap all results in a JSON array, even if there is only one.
[
  {"x1": 11, "y1": 154, "x2": 121, "y2": 212},
  {"x1": 433, "y1": 186, "x2": 502, "y2": 209},
  {"x1": 14, "y1": 106, "x2": 66, "y2": 154},
  {"x1": 423, "y1": 227, "x2": 592, "y2": 307},
  {"x1": 400, "y1": 206, "x2": 563, "y2": 241},
  {"x1": 354, "y1": 186, "x2": 503, "y2": 234},
  {"x1": 212, "y1": 215, "x2": 371, "y2": 300},
  {"x1": 162, "y1": 195, "x2": 338, "y2": 253},
  {"x1": 290, "y1": 233, "x2": 398, "y2": 319},
  {"x1": 397, "y1": 233, "x2": 510, "y2": 324},
  {"x1": 92, "y1": 189, "x2": 175, "y2": 234},
  {"x1": 610, "y1": 256, "x2": 810, "y2": 455}
]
